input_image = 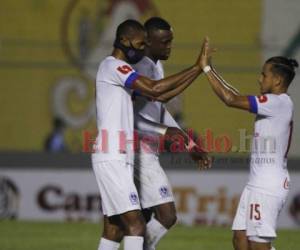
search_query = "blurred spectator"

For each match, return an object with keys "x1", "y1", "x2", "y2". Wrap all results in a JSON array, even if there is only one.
[{"x1": 44, "y1": 117, "x2": 68, "y2": 152}]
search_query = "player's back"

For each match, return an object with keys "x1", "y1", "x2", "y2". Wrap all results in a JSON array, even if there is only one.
[{"x1": 247, "y1": 93, "x2": 294, "y2": 197}]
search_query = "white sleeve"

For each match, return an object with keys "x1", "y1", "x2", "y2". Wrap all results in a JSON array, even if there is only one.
[
  {"x1": 106, "y1": 60, "x2": 140, "y2": 88},
  {"x1": 162, "y1": 109, "x2": 181, "y2": 129},
  {"x1": 135, "y1": 114, "x2": 168, "y2": 135},
  {"x1": 247, "y1": 94, "x2": 284, "y2": 117}
]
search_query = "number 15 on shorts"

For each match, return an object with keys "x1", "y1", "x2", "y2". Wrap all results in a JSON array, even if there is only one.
[{"x1": 250, "y1": 203, "x2": 261, "y2": 220}]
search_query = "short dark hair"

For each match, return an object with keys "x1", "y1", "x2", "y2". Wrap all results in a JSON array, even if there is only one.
[
  {"x1": 266, "y1": 56, "x2": 298, "y2": 87},
  {"x1": 144, "y1": 17, "x2": 171, "y2": 32},
  {"x1": 115, "y1": 19, "x2": 144, "y2": 42}
]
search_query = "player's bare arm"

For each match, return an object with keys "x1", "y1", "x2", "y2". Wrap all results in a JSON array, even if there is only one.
[
  {"x1": 132, "y1": 64, "x2": 201, "y2": 100},
  {"x1": 199, "y1": 37, "x2": 251, "y2": 111},
  {"x1": 131, "y1": 40, "x2": 212, "y2": 100},
  {"x1": 155, "y1": 69, "x2": 202, "y2": 102}
]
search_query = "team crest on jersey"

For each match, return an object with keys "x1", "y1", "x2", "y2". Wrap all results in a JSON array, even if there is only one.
[
  {"x1": 258, "y1": 95, "x2": 268, "y2": 103},
  {"x1": 129, "y1": 192, "x2": 139, "y2": 205},
  {"x1": 159, "y1": 186, "x2": 170, "y2": 198}
]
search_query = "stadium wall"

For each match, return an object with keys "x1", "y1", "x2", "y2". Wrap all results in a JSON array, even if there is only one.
[{"x1": 0, "y1": 153, "x2": 300, "y2": 229}]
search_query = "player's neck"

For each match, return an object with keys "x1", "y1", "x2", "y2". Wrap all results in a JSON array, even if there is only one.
[
  {"x1": 111, "y1": 48, "x2": 128, "y2": 62},
  {"x1": 145, "y1": 50, "x2": 158, "y2": 63},
  {"x1": 271, "y1": 87, "x2": 287, "y2": 95}
]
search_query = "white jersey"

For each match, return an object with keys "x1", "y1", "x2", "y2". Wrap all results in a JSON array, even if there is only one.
[
  {"x1": 92, "y1": 56, "x2": 140, "y2": 164},
  {"x1": 247, "y1": 93, "x2": 294, "y2": 197},
  {"x1": 133, "y1": 56, "x2": 180, "y2": 155}
]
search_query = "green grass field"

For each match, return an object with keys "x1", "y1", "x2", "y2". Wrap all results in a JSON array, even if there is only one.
[{"x1": 0, "y1": 221, "x2": 299, "y2": 250}]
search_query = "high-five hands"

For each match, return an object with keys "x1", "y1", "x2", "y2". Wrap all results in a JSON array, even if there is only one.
[{"x1": 197, "y1": 36, "x2": 216, "y2": 70}]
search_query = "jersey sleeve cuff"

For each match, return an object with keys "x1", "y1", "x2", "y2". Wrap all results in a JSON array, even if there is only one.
[
  {"x1": 247, "y1": 95, "x2": 258, "y2": 113},
  {"x1": 125, "y1": 72, "x2": 140, "y2": 89}
]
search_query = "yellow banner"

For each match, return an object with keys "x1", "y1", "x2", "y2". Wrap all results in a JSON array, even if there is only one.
[{"x1": 0, "y1": 0, "x2": 261, "y2": 152}]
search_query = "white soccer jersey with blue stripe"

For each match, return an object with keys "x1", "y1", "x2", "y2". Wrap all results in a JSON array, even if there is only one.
[
  {"x1": 247, "y1": 93, "x2": 294, "y2": 197},
  {"x1": 93, "y1": 56, "x2": 140, "y2": 164}
]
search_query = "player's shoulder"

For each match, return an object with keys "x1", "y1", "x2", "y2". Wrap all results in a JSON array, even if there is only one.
[
  {"x1": 265, "y1": 93, "x2": 293, "y2": 113},
  {"x1": 100, "y1": 56, "x2": 132, "y2": 70},
  {"x1": 280, "y1": 93, "x2": 294, "y2": 112},
  {"x1": 262, "y1": 93, "x2": 290, "y2": 103},
  {"x1": 272, "y1": 93, "x2": 293, "y2": 107}
]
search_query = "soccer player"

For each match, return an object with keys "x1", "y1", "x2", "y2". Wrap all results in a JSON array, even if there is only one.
[
  {"x1": 132, "y1": 17, "x2": 210, "y2": 250},
  {"x1": 199, "y1": 37, "x2": 298, "y2": 250},
  {"x1": 92, "y1": 19, "x2": 209, "y2": 250}
]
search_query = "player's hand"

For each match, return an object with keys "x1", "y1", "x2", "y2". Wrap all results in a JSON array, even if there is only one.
[
  {"x1": 165, "y1": 127, "x2": 213, "y2": 170},
  {"x1": 197, "y1": 36, "x2": 216, "y2": 69},
  {"x1": 189, "y1": 148, "x2": 213, "y2": 170}
]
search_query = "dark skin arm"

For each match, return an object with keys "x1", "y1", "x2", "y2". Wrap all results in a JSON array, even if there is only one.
[
  {"x1": 132, "y1": 64, "x2": 201, "y2": 100},
  {"x1": 155, "y1": 69, "x2": 203, "y2": 103},
  {"x1": 199, "y1": 37, "x2": 250, "y2": 111}
]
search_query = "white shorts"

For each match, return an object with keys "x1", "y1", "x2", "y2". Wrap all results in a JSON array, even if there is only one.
[
  {"x1": 135, "y1": 154, "x2": 174, "y2": 209},
  {"x1": 232, "y1": 187, "x2": 286, "y2": 240},
  {"x1": 92, "y1": 160, "x2": 141, "y2": 216}
]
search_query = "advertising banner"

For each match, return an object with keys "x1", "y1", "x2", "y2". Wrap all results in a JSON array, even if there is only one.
[{"x1": 1, "y1": 169, "x2": 299, "y2": 229}]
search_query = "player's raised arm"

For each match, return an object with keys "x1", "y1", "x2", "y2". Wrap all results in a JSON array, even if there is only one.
[
  {"x1": 154, "y1": 71, "x2": 201, "y2": 102},
  {"x1": 131, "y1": 39, "x2": 215, "y2": 100},
  {"x1": 199, "y1": 37, "x2": 251, "y2": 111},
  {"x1": 132, "y1": 64, "x2": 201, "y2": 100},
  {"x1": 111, "y1": 19, "x2": 205, "y2": 101}
]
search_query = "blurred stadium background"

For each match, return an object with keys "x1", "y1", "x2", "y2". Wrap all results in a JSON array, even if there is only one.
[{"x1": 0, "y1": 0, "x2": 299, "y2": 249}]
